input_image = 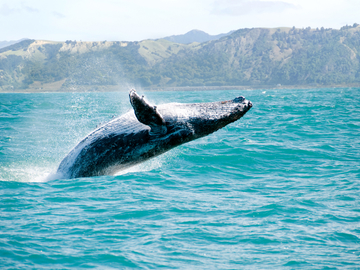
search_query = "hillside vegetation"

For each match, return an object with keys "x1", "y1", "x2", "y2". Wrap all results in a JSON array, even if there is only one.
[{"x1": 1, "y1": 24, "x2": 360, "y2": 91}]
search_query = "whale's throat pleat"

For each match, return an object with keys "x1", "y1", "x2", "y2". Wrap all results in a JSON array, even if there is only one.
[{"x1": 129, "y1": 89, "x2": 167, "y2": 135}]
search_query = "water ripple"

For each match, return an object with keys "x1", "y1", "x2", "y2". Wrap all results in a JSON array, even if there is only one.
[{"x1": 0, "y1": 88, "x2": 360, "y2": 268}]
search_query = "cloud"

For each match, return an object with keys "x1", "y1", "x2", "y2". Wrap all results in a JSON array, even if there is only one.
[
  {"x1": 212, "y1": 0, "x2": 298, "y2": 16},
  {"x1": 52, "y1": 11, "x2": 66, "y2": 18},
  {"x1": 23, "y1": 5, "x2": 39, "y2": 13},
  {"x1": 0, "y1": 4, "x2": 19, "y2": 15},
  {"x1": 0, "y1": 3, "x2": 39, "y2": 16}
]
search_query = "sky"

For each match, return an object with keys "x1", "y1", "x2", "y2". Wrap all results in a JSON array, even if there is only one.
[{"x1": 0, "y1": 0, "x2": 359, "y2": 42}]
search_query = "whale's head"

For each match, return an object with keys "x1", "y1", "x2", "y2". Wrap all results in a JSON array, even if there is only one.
[
  {"x1": 159, "y1": 95, "x2": 252, "y2": 139},
  {"x1": 191, "y1": 95, "x2": 252, "y2": 138}
]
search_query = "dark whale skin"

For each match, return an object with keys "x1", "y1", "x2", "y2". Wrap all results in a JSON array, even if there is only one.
[{"x1": 56, "y1": 90, "x2": 252, "y2": 179}]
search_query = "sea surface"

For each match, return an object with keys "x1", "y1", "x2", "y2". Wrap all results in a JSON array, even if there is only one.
[{"x1": 0, "y1": 88, "x2": 359, "y2": 269}]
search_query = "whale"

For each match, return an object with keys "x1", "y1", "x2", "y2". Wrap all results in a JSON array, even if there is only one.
[{"x1": 56, "y1": 89, "x2": 252, "y2": 179}]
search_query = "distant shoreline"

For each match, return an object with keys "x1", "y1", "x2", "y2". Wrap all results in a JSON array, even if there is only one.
[
  {"x1": 2, "y1": 25, "x2": 360, "y2": 95},
  {"x1": 1, "y1": 84, "x2": 359, "y2": 93}
]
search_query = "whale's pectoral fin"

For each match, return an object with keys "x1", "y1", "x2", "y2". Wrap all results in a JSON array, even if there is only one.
[{"x1": 129, "y1": 89, "x2": 167, "y2": 135}]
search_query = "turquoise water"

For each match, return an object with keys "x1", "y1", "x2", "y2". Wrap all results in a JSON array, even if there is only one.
[{"x1": 0, "y1": 88, "x2": 359, "y2": 269}]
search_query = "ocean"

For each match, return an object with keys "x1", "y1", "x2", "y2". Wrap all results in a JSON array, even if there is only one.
[{"x1": 0, "y1": 88, "x2": 359, "y2": 269}]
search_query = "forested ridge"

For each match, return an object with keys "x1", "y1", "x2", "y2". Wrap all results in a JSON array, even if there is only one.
[{"x1": 1, "y1": 24, "x2": 360, "y2": 91}]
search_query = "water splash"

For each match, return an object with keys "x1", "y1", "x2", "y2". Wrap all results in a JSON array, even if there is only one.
[{"x1": 0, "y1": 164, "x2": 54, "y2": 183}]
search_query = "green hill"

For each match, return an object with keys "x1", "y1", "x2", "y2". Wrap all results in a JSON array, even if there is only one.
[
  {"x1": 161, "y1": 29, "x2": 234, "y2": 44},
  {"x1": 1, "y1": 24, "x2": 360, "y2": 92}
]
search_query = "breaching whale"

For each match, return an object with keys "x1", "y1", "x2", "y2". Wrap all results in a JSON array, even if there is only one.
[{"x1": 56, "y1": 89, "x2": 252, "y2": 179}]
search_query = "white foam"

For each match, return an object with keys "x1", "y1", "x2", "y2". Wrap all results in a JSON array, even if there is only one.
[
  {"x1": 45, "y1": 171, "x2": 65, "y2": 181},
  {"x1": 0, "y1": 165, "x2": 56, "y2": 183}
]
